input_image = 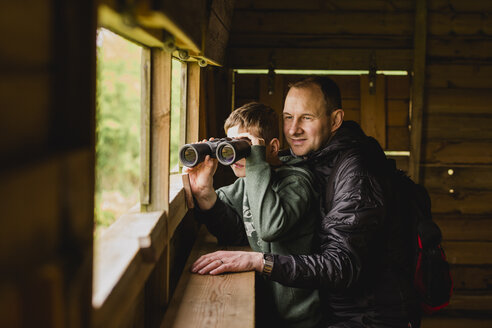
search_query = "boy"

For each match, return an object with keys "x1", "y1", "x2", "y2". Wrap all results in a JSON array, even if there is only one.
[{"x1": 186, "y1": 102, "x2": 321, "y2": 328}]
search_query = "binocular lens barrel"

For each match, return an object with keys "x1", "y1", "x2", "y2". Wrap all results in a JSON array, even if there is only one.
[
  {"x1": 216, "y1": 140, "x2": 251, "y2": 165},
  {"x1": 179, "y1": 142, "x2": 218, "y2": 167},
  {"x1": 179, "y1": 138, "x2": 251, "y2": 167}
]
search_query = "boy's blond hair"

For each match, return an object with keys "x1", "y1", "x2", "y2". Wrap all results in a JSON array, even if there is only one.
[{"x1": 224, "y1": 102, "x2": 279, "y2": 143}]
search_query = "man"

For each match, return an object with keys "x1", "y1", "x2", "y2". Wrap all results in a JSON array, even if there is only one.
[{"x1": 192, "y1": 77, "x2": 419, "y2": 328}]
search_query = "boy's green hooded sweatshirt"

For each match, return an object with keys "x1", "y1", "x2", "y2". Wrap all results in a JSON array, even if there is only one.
[{"x1": 205, "y1": 145, "x2": 321, "y2": 328}]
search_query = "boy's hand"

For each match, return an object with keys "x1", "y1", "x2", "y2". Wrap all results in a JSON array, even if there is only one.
[
  {"x1": 237, "y1": 132, "x2": 265, "y2": 146},
  {"x1": 183, "y1": 140, "x2": 219, "y2": 210}
]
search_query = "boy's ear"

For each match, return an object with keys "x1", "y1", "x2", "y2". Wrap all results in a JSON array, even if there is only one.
[{"x1": 269, "y1": 137, "x2": 280, "y2": 155}]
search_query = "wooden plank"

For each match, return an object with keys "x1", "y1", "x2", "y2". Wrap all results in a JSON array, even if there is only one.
[
  {"x1": 360, "y1": 74, "x2": 386, "y2": 148},
  {"x1": 0, "y1": 74, "x2": 51, "y2": 159},
  {"x1": 443, "y1": 242, "x2": 492, "y2": 265},
  {"x1": 423, "y1": 141, "x2": 492, "y2": 165},
  {"x1": 429, "y1": 12, "x2": 492, "y2": 36},
  {"x1": 229, "y1": 34, "x2": 413, "y2": 50},
  {"x1": 427, "y1": 88, "x2": 492, "y2": 115},
  {"x1": 422, "y1": 317, "x2": 492, "y2": 328},
  {"x1": 204, "y1": 9, "x2": 229, "y2": 65},
  {"x1": 429, "y1": 0, "x2": 492, "y2": 12},
  {"x1": 343, "y1": 108, "x2": 360, "y2": 124},
  {"x1": 451, "y1": 265, "x2": 492, "y2": 291},
  {"x1": 424, "y1": 166, "x2": 492, "y2": 191},
  {"x1": 229, "y1": 48, "x2": 413, "y2": 70},
  {"x1": 425, "y1": 114, "x2": 492, "y2": 140},
  {"x1": 445, "y1": 292, "x2": 492, "y2": 311},
  {"x1": 150, "y1": 49, "x2": 172, "y2": 211},
  {"x1": 0, "y1": 159, "x2": 60, "y2": 271},
  {"x1": 235, "y1": 0, "x2": 416, "y2": 11},
  {"x1": 0, "y1": 0, "x2": 52, "y2": 68},
  {"x1": 186, "y1": 63, "x2": 201, "y2": 143},
  {"x1": 161, "y1": 227, "x2": 255, "y2": 328},
  {"x1": 387, "y1": 126, "x2": 409, "y2": 150},
  {"x1": 386, "y1": 75, "x2": 410, "y2": 99},
  {"x1": 434, "y1": 215, "x2": 492, "y2": 242},
  {"x1": 234, "y1": 75, "x2": 260, "y2": 100},
  {"x1": 387, "y1": 156, "x2": 409, "y2": 172},
  {"x1": 231, "y1": 11, "x2": 414, "y2": 35},
  {"x1": 409, "y1": 0, "x2": 427, "y2": 183},
  {"x1": 140, "y1": 48, "x2": 151, "y2": 205},
  {"x1": 133, "y1": 0, "x2": 205, "y2": 53},
  {"x1": 387, "y1": 100, "x2": 409, "y2": 126},
  {"x1": 430, "y1": 190, "x2": 492, "y2": 215},
  {"x1": 427, "y1": 65, "x2": 492, "y2": 89},
  {"x1": 211, "y1": 0, "x2": 235, "y2": 31},
  {"x1": 92, "y1": 211, "x2": 167, "y2": 328},
  {"x1": 98, "y1": 4, "x2": 164, "y2": 48},
  {"x1": 428, "y1": 37, "x2": 492, "y2": 62},
  {"x1": 259, "y1": 74, "x2": 285, "y2": 147}
]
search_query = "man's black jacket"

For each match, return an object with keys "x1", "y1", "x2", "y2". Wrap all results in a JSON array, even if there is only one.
[{"x1": 270, "y1": 121, "x2": 420, "y2": 327}]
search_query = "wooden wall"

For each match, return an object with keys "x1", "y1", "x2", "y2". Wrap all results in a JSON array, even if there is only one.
[
  {"x1": 421, "y1": 0, "x2": 492, "y2": 321},
  {"x1": 229, "y1": 0, "x2": 492, "y2": 324},
  {"x1": 0, "y1": 1, "x2": 96, "y2": 327}
]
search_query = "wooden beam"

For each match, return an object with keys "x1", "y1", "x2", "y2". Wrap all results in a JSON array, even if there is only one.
[
  {"x1": 228, "y1": 48, "x2": 413, "y2": 70},
  {"x1": 140, "y1": 48, "x2": 151, "y2": 206},
  {"x1": 150, "y1": 49, "x2": 172, "y2": 212},
  {"x1": 161, "y1": 227, "x2": 255, "y2": 328},
  {"x1": 360, "y1": 74, "x2": 387, "y2": 148},
  {"x1": 259, "y1": 74, "x2": 285, "y2": 147},
  {"x1": 409, "y1": 0, "x2": 427, "y2": 182},
  {"x1": 186, "y1": 63, "x2": 201, "y2": 143}
]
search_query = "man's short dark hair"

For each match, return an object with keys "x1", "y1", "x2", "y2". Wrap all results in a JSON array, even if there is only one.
[
  {"x1": 288, "y1": 76, "x2": 342, "y2": 114},
  {"x1": 224, "y1": 102, "x2": 279, "y2": 143}
]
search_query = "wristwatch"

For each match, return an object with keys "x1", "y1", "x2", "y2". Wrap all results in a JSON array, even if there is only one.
[{"x1": 262, "y1": 253, "x2": 274, "y2": 276}]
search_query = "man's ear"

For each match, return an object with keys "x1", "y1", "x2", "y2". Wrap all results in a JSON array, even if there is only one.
[
  {"x1": 269, "y1": 138, "x2": 280, "y2": 156},
  {"x1": 330, "y1": 109, "x2": 344, "y2": 132}
]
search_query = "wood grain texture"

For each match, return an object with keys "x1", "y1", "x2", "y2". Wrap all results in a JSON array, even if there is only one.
[
  {"x1": 150, "y1": 49, "x2": 172, "y2": 212},
  {"x1": 259, "y1": 74, "x2": 285, "y2": 147},
  {"x1": 409, "y1": 0, "x2": 427, "y2": 183},
  {"x1": 426, "y1": 88, "x2": 492, "y2": 115},
  {"x1": 360, "y1": 74, "x2": 386, "y2": 148},
  {"x1": 422, "y1": 317, "x2": 492, "y2": 328},
  {"x1": 451, "y1": 265, "x2": 492, "y2": 291},
  {"x1": 434, "y1": 215, "x2": 492, "y2": 242},
  {"x1": 423, "y1": 166, "x2": 492, "y2": 190},
  {"x1": 430, "y1": 190, "x2": 492, "y2": 214},
  {"x1": 423, "y1": 141, "x2": 492, "y2": 165},
  {"x1": 424, "y1": 114, "x2": 492, "y2": 141},
  {"x1": 443, "y1": 242, "x2": 492, "y2": 265},
  {"x1": 161, "y1": 227, "x2": 255, "y2": 328},
  {"x1": 228, "y1": 48, "x2": 413, "y2": 70},
  {"x1": 186, "y1": 63, "x2": 201, "y2": 143},
  {"x1": 427, "y1": 65, "x2": 492, "y2": 89}
]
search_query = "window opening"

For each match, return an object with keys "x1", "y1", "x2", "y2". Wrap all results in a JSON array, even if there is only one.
[
  {"x1": 170, "y1": 58, "x2": 183, "y2": 174},
  {"x1": 94, "y1": 28, "x2": 143, "y2": 237}
]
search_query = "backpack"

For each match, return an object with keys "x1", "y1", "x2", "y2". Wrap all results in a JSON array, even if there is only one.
[
  {"x1": 392, "y1": 168, "x2": 453, "y2": 314},
  {"x1": 327, "y1": 150, "x2": 453, "y2": 314}
]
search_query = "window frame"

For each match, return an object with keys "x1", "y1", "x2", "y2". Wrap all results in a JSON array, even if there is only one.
[{"x1": 92, "y1": 7, "x2": 201, "y2": 325}]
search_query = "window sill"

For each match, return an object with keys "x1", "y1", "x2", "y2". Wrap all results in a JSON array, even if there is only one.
[{"x1": 92, "y1": 173, "x2": 191, "y2": 325}]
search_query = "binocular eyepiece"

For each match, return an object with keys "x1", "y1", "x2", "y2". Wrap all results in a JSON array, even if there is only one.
[{"x1": 179, "y1": 138, "x2": 251, "y2": 167}]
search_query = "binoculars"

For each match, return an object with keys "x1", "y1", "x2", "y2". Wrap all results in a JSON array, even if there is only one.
[{"x1": 179, "y1": 138, "x2": 251, "y2": 167}]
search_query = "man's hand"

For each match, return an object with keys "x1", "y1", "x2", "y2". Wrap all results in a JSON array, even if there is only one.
[
  {"x1": 191, "y1": 251, "x2": 264, "y2": 275},
  {"x1": 183, "y1": 140, "x2": 219, "y2": 210}
]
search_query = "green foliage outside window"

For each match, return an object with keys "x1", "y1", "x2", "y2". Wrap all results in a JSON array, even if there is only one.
[{"x1": 95, "y1": 28, "x2": 141, "y2": 237}]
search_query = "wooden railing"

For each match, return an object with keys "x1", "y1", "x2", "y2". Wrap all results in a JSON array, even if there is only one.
[{"x1": 161, "y1": 227, "x2": 255, "y2": 328}]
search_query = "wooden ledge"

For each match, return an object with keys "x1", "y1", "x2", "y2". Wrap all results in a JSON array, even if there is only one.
[{"x1": 161, "y1": 227, "x2": 255, "y2": 328}]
